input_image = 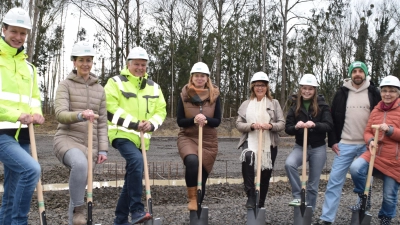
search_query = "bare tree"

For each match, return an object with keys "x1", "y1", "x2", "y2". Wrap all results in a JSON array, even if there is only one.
[{"x1": 278, "y1": 0, "x2": 313, "y2": 107}]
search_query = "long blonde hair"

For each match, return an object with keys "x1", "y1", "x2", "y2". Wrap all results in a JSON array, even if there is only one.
[
  {"x1": 295, "y1": 86, "x2": 319, "y2": 117},
  {"x1": 187, "y1": 73, "x2": 218, "y2": 104},
  {"x1": 249, "y1": 81, "x2": 273, "y2": 100}
]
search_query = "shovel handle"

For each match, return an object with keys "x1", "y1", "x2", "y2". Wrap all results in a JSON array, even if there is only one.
[
  {"x1": 364, "y1": 125, "x2": 379, "y2": 195},
  {"x1": 28, "y1": 123, "x2": 47, "y2": 225},
  {"x1": 86, "y1": 115, "x2": 98, "y2": 203},
  {"x1": 140, "y1": 131, "x2": 152, "y2": 201},
  {"x1": 195, "y1": 121, "x2": 207, "y2": 191},
  {"x1": 255, "y1": 129, "x2": 263, "y2": 191},
  {"x1": 302, "y1": 128, "x2": 308, "y2": 189}
]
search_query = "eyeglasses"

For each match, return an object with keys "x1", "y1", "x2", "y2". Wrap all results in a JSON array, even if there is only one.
[
  {"x1": 381, "y1": 90, "x2": 398, "y2": 94},
  {"x1": 254, "y1": 84, "x2": 267, "y2": 88}
]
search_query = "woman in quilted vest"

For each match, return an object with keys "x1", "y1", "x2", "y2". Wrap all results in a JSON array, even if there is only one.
[
  {"x1": 177, "y1": 62, "x2": 221, "y2": 211},
  {"x1": 53, "y1": 41, "x2": 108, "y2": 225},
  {"x1": 350, "y1": 75, "x2": 400, "y2": 225},
  {"x1": 236, "y1": 71, "x2": 285, "y2": 209}
]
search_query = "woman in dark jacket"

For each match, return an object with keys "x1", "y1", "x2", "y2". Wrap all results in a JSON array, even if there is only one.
[{"x1": 284, "y1": 74, "x2": 333, "y2": 211}]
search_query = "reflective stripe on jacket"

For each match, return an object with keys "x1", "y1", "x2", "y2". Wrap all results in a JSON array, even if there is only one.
[
  {"x1": 105, "y1": 68, "x2": 167, "y2": 150},
  {"x1": 0, "y1": 37, "x2": 42, "y2": 137}
]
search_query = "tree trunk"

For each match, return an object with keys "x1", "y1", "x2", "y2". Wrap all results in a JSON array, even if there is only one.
[
  {"x1": 136, "y1": 0, "x2": 140, "y2": 46},
  {"x1": 197, "y1": 0, "x2": 203, "y2": 61},
  {"x1": 27, "y1": 0, "x2": 41, "y2": 62}
]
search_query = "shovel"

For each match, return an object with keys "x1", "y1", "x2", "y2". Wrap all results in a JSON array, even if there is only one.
[
  {"x1": 86, "y1": 115, "x2": 99, "y2": 225},
  {"x1": 140, "y1": 131, "x2": 163, "y2": 225},
  {"x1": 28, "y1": 123, "x2": 47, "y2": 225},
  {"x1": 350, "y1": 124, "x2": 379, "y2": 225},
  {"x1": 246, "y1": 129, "x2": 266, "y2": 225},
  {"x1": 293, "y1": 127, "x2": 312, "y2": 225},
  {"x1": 190, "y1": 121, "x2": 208, "y2": 225}
]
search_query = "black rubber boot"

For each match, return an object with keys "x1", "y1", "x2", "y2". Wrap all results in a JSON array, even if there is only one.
[{"x1": 245, "y1": 189, "x2": 256, "y2": 208}]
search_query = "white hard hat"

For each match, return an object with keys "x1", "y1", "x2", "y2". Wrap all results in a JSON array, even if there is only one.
[
  {"x1": 380, "y1": 75, "x2": 400, "y2": 89},
  {"x1": 250, "y1": 72, "x2": 269, "y2": 83},
  {"x1": 127, "y1": 47, "x2": 149, "y2": 61},
  {"x1": 70, "y1": 41, "x2": 96, "y2": 61},
  {"x1": 190, "y1": 62, "x2": 210, "y2": 75},
  {"x1": 2, "y1": 7, "x2": 32, "y2": 30},
  {"x1": 299, "y1": 74, "x2": 319, "y2": 87}
]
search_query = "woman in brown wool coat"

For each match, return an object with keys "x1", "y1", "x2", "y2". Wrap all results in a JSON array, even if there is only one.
[{"x1": 177, "y1": 62, "x2": 222, "y2": 211}]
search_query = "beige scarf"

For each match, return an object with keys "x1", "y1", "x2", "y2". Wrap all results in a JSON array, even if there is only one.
[{"x1": 240, "y1": 97, "x2": 272, "y2": 170}]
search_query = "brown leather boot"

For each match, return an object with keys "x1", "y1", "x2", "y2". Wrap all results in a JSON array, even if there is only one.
[
  {"x1": 187, "y1": 187, "x2": 197, "y2": 211},
  {"x1": 72, "y1": 205, "x2": 86, "y2": 225}
]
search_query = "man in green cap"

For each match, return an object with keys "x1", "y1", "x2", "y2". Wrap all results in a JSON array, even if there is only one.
[{"x1": 314, "y1": 61, "x2": 381, "y2": 225}]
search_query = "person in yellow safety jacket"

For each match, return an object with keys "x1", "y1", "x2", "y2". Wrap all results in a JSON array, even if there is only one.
[
  {"x1": 0, "y1": 7, "x2": 45, "y2": 225},
  {"x1": 105, "y1": 46, "x2": 166, "y2": 225}
]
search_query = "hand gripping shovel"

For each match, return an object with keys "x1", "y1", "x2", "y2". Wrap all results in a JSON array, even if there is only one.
[
  {"x1": 140, "y1": 131, "x2": 163, "y2": 225},
  {"x1": 293, "y1": 128, "x2": 312, "y2": 225},
  {"x1": 87, "y1": 115, "x2": 99, "y2": 225},
  {"x1": 190, "y1": 121, "x2": 208, "y2": 225},
  {"x1": 246, "y1": 129, "x2": 266, "y2": 225},
  {"x1": 28, "y1": 123, "x2": 47, "y2": 225},
  {"x1": 350, "y1": 125, "x2": 379, "y2": 225}
]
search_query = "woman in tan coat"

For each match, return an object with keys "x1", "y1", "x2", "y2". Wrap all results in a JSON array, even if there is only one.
[
  {"x1": 53, "y1": 41, "x2": 108, "y2": 225},
  {"x1": 236, "y1": 72, "x2": 285, "y2": 209},
  {"x1": 177, "y1": 62, "x2": 221, "y2": 211}
]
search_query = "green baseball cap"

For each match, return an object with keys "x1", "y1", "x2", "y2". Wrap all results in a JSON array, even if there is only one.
[{"x1": 348, "y1": 61, "x2": 368, "y2": 77}]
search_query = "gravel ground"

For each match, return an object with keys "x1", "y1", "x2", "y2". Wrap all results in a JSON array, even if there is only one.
[{"x1": 1, "y1": 135, "x2": 399, "y2": 224}]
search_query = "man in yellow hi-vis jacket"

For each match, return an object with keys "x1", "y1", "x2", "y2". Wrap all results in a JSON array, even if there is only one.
[
  {"x1": 105, "y1": 46, "x2": 166, "y2": 225},
  {"x1": 0, "y1": 7, "x2": 45, "y2": 224}
]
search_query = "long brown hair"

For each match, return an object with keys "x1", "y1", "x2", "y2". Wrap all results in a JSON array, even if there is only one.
[
  {"x1": 249, "y1": 81, "x2": 273, "y2": 100},
  {"x1": 295, "y1": 86, "x2": 319, "y2": 117},
  {"x1": 187, "y1": 73, "x2": 218, "y2": 104}
]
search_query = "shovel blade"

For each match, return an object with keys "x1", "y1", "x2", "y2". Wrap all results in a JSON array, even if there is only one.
[
  {"x1": 359, "y1": 194, "x2": 367, "y2": 222},
  {"x1": 293, "y1": 206, "x2": 313, "y2": 225},
  {"x1": 40, "y1": 211, "x2": 47, "y2": 225},
  {"x1": 254, "y1": 190, "x2": 260, "y2": 218},
  {"x1": 190, "y1": 207, "x2": 208, "y2": 225},
  {"x1": 246, "y1": 208, "x2": 266, "y2": 225},
  {"x1": 147, "y1": 198, "x2": 153, "y2": 215},
  {"x1": 300, "y1": 189, "x2": 306, "y2": 217},
  {"x1": 196, "y1": 189, "x2": 202, "y2": 219},
  {"x1": 144, "y1": 217, "x2": 163, "y2": 225},
  {"x1": 351, "y1": 210, "x2": 372, "y2": 225},
  {"x1": 87, "y1": 201, "x2": 93, "y2": 225}
]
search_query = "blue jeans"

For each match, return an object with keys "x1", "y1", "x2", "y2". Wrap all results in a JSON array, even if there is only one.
[
  {"x1": 285, "y1": 143, "x2": 326, "y2": 210},
  {"x1": 350, "y1": 157, "x2": 399, "y2": 219},
  {"x1": 0, "y1": 134, "x2": 41, "y2": 225},
  {"x1": 320, "y1": 143, "x2": 366, "y2": 222},
  {"x1": 113, "y1": 138, "x2": 144, "y2": 224}
]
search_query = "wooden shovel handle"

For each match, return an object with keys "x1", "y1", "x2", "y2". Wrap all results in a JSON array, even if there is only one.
[
  {"x1": 140, "y1": 131, "x2": 151, "y2": 201},
  {"x1": 302, "y1": 128, "x2": 308, "y2": 189},
  {"x1": 364, "y1": 125, "x2": 380, "y2": 195},
  {"x1": 195, "y1": 120, "x2": 207, "y2": 191},
  {"x1": 87, "y1": 114, "x2": 98, "y2": 203},
  {"x1": 255, "y1": 129, "x2": 263, "y2": 191},
  {"x1": 28, "y1": 123, "x2": 46, "y2": 224}
]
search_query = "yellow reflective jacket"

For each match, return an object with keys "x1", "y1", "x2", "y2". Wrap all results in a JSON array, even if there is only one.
[
  {"x1": 0, "y1": 37, "x2": 42, "y2": 141},
  {"x1": 105, "y1": 68, "x2": 167, "y2": 150}
]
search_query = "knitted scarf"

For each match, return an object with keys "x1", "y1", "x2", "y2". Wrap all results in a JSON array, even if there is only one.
[
  {"x1": 380, "y1": 101, "x2": 396, "y2": 111},
  {"x1": 187, "y1": 84, "x2": 210, "y2": 105},
  {"x1": 240, "y1": 97, "x2": 272, "y2": 170}
]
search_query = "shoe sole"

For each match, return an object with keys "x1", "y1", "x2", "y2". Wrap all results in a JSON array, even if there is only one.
[{"x1": 133, "y1": 214, "x2": 152, "y2": 224}]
